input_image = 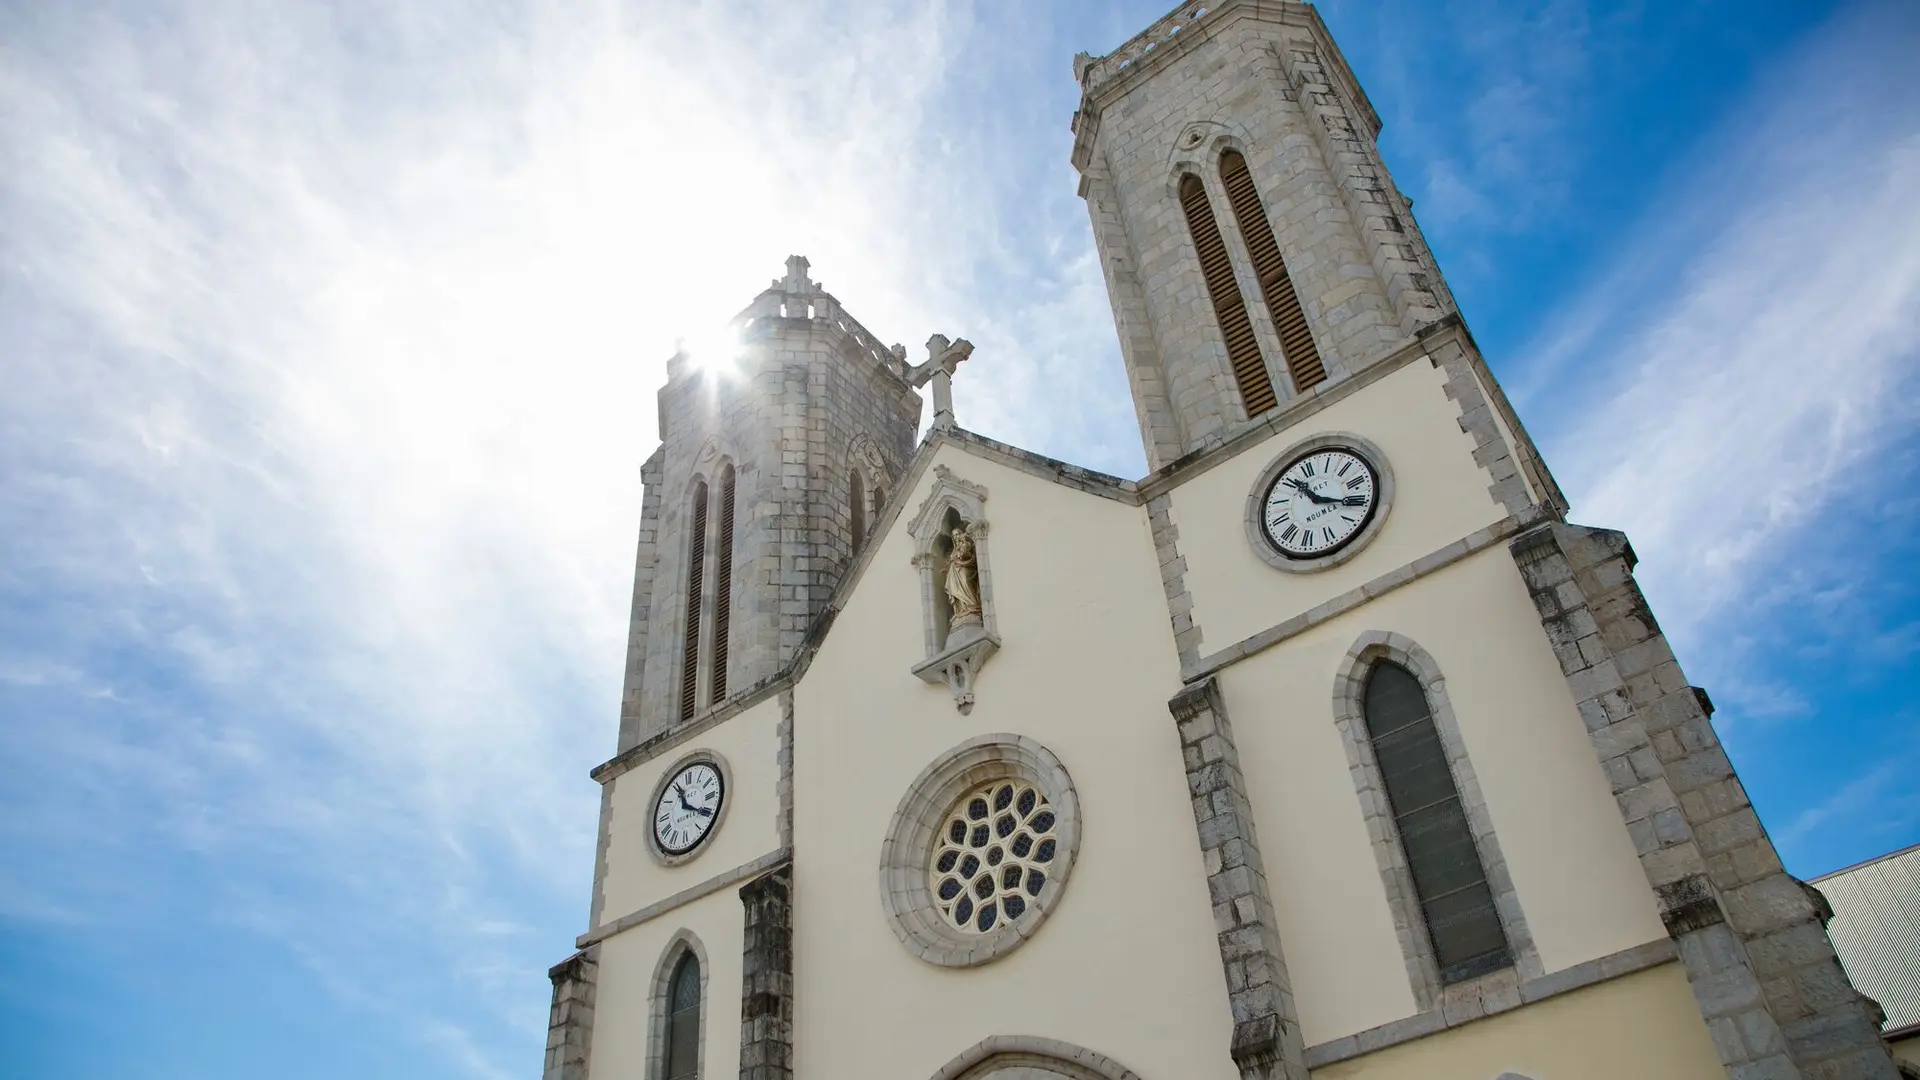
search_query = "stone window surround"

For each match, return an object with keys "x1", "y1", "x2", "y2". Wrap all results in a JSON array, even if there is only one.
[
  {"x1": 1166, "y1": 133, "x2": 1300, "y2": 419},
  {"x1": 1242, "y1": 431, "x2": 1396, "y2": 574},
  {"x1": 1164, "y1": 125, "x2": 1352, "y2": 396},
  {"x1": 646, "y1": 928, "x2": 710, "y2": 1080},
  {"x1": 880, "y1": 734, "x2": 1080, "y2": 968},
  {"x1": 1330, "y1": 629, "x2": 1543, "y2": 1011},
  {"x1": 645, "y1": 749, "x2": 735, "y2": 869},
  {"x1": 925, "y1": 1036, "x2": 1145, "y2": 1080}
]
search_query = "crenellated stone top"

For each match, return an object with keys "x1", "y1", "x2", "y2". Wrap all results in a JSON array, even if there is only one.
[{"x1": 1073, "y1": 0, "x2": 1213, "y2": 92}]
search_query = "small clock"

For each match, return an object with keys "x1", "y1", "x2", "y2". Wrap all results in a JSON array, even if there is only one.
[
  {"x1": 1259, "y1": 445, "x2": 1380, "y2": 560},
  {"x1": 652, "y1": 758, "x2": 725, "y2": 858}
]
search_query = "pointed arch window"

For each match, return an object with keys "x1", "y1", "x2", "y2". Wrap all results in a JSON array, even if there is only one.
[
  {"x1": 662, "y1": 952, "x2": 700, "y2": 1080},
  {"x1": 1362, "y1": 661, "x2": 1511, "y2": 983},
  {"x1": 710, "y1": 464, "x2": 735, "y2": 703},
  {"x1": 849, "y1": 468, "x2": 867, "y2": 555},
  {"x1": 1180, "y1": 173, "x2": 1277, "y2": 417},
  {"x1": 1219, "y1": 149, "x2": 1325, "y2": 393},
  {"x1": 680, "y1": 481, "x2": 708, "y2": 722}
]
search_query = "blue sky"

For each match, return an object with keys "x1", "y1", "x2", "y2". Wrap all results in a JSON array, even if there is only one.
[{"x1": 2, "y1": 0, "x2": 1917, "y2": 1077}]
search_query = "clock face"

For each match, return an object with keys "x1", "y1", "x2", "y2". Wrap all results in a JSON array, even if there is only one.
[
  {"x1": 1260, "y1": 447, "x2": 1379, "y2": 559},
  {"x1": 653, "y1": 762, "x2": 724, "y2": 856}
]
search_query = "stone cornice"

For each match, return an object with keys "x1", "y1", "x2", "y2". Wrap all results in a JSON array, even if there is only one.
[{"x1": 1072, "y1": 0, "x2": 1380, "y2": 181}]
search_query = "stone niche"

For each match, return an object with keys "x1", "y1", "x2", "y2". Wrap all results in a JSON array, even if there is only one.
[{"x1": 908, "y1": 467, "x2": 999, "y2": 714}]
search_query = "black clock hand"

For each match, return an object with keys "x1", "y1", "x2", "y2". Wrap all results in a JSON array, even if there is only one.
[
  {"x1": 1287, "y1": 478, "x2": 1336, "y2": 505},
  {"x1": 1341, "y1": 494, "x2": 1368, "y2": 506},
  {"x1": 689, "y1": 804, "x2": 714, "y2": 817},
  {"x1": 673, "y1": 785, "x2": 697, "y2": 814}
]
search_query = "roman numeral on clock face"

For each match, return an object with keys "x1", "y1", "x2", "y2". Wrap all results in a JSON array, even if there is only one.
[{"x1": 1262, "y1": 446, "x2": 1377, "y2": 560}]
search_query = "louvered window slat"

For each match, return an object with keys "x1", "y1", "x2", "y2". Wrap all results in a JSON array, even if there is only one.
[
  {"x1": 710, "y1": 466, "x2": 735, "y2": 704},
  {"x1": 1180, "y1": 174, "x2": 1278, "y2": 417},
  {"x1": 680, "y1": 481, "x2": 708, "y2": 721},
  {"x1": 1220, "y1": 150, "x2": 1326, "y2": 393}
]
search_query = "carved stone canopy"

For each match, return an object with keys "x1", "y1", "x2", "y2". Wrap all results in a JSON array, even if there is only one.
[{"x1": 907, "y1": 466, "x2": 999, "y2": 714}]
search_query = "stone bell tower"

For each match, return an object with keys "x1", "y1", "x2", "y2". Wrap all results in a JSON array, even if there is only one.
[
  {"x1": 614, "y1": 257, "x2": 922, "y2": 750},
  {"x1": 1071, "y1": 0, "x2": 1457, "y2": 470}
]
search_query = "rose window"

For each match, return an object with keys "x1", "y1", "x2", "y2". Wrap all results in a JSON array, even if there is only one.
[{"x1": 930, "y1": 779, "x2": 1058, "y2": 934}]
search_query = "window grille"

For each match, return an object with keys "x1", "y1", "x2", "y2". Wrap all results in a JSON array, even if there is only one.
[
  {"x1": 1179, "y1": 173, "x2": 1278, "y2": 417},
  {"x1": 1219, "y1": 149, "x2": 1325, "y2": 393},
  {"x1": 663, "y1": 952, "x2": 700, "y2": 1080},
  {"x1": 1363, "y1": 661, "x2": 1511, "y2": 982}
]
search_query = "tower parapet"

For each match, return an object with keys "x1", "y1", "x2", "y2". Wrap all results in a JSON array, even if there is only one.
[{"x1": 617, "y1": 257, "x2": 921, "y2": 749}]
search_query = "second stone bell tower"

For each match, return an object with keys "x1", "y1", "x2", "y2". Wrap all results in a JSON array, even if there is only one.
[
  {"x1": 1071, "y1": 0, "x2": 1458, "y2": 470},
  {"x1": 614, "y1": 257, "x2": 922, "y2": 750}
]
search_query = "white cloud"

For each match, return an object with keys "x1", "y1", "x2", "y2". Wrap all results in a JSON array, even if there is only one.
[
  {"x1": 1519, "y1": 1, "x2": 1920, "y2": 678},
  {"x1": 0, "y1": 0, "x2": 1089, "y2": 1072}
]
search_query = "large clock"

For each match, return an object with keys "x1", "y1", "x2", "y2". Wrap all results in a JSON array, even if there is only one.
[
  {"x1": 1259, "y1": 445, "x2": 1380, "y2": 560},
  {"x1": 652, "y1": 759, "x2": 725, "y2": 857}
]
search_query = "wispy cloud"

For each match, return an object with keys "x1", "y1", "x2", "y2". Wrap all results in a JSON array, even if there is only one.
[
  {"x1": 1520, "y1": 0, "x2": 1920, "y2": 677},
  {"x1": 0, "y1": 0, "x2": 1059, "y2": 1072},
  {"x1": 1775, "y1": 749, "x2": 1920, "y2": 858}
]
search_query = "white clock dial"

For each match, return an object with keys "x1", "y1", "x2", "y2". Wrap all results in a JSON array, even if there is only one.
[
  {"x1": 653, "y1": 761, "x2": 724, "y2": 856},
  {"x1": 1260, "y1": 447, "x2": 1378, "y2": 559}
]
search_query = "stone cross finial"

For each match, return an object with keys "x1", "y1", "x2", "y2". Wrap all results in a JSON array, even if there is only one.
[{"x1": 907, "y1": 333, "x2": 974, "y2": 430}]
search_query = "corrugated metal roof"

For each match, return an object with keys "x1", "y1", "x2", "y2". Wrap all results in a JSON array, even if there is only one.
[{"x1": 1813, "y1": 841, "x2": 1920, "y2": 1031}]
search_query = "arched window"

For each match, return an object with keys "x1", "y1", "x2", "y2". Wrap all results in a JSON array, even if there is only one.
[
  {"x1": 850, "y1": 468, "x2": 866, "y2": 554},
  {"x1": 1219, "y1": 149, "x2": 1325, "y2": 393},
  {"x1": 662, "y1": 951, "x2": 700, "y2": 1080},
  {"x1": 710, "y1": 464, "x2": 735, "y2": 704},
  {"x1": 1179, "y1": 172, "x2": 1277, "y2": 417},
  {"x1": 1362, "y1": 661, "x2": 1511, "y2": 983},
  {"x1": 680, "y1": 481, "x2": 708, "y2": 721}
]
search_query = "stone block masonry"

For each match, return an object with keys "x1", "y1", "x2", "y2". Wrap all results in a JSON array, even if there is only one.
[
  {"x1": 622, "y1": 259, "x2": 921, "y2": 747},
  {"x1": 1169, "y1": 677, "x2": 1310, "y2": 1080},
  {"x1": 1072, "y1": 0, "x2": 1459, "y2": 465},
  {"x1": 543, "y1": 946, "x2": 599, "y2": 1080},
  {"x1": 739, "y1": 866, "x2": 793, "y2": 1080},
  {"x1": 1511, "y1": 522, "x2": 1897, "y2": 1080}
]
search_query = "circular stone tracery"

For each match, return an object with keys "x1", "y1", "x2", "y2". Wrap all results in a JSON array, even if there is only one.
[
  {"x1": 931, "y1": 780, "x2": 1059, "y2": 934},
  {"x1": 880, "y1": 734, "x2": 1080, "y2": 967}
]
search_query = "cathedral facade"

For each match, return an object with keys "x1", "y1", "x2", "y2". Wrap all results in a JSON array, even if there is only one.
[{"x1": 540, "y1": 3, "x2": 1901, "y2": 1079}]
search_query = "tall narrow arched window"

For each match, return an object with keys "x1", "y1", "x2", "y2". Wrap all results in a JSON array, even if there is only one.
[
  {"x1": 1180, "y1": 172, "x2": 1278, "y2": 417},
  {"x1": 1220, "y1": 149, "x2": 1325, "y2": 393},
  {"x1": 680, "y1": 481, "x2": 708, "y2": 722},
  {"x1": 662, "y1": 951, "x2": 700, "y2": 1080},
  {"x1": 1362, "y1": 661, "x2": 1511, "y2": 983},
  {"x1": 709, "y1": 464, "x2": 735, "y2": 704},
  {"x1": 849, "y1": 469, "x2": 866, "y2": 555}
]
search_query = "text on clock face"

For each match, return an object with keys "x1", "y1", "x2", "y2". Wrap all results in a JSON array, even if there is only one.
[
  {"x1": 1262, "y1": 448, "x2": 1377, "y2": 558},
  {"x1": 654, "y1": 762, "x2": 724, "y2": 854}
]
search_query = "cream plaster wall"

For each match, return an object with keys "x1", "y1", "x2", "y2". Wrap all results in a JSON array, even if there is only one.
[
  {"x1": 1310, "y1": 962, "x2": 1723, "y2": 1079},
  {"x1": 790, "y1": 441, "x2": 1234, "y2": 1080},
  {"x1": 598, "y1": 695, "x2": 783, "y2": 926},
  {"x1": 1169, "y1": 356, "x2": 1507, "y2": 652},
  {"x1": 587, "y1": 887, "x2": 743, "y2": 1080},
  {"x1": 1223, "y1": 544, "x2": 1668, "y2": 1043}
]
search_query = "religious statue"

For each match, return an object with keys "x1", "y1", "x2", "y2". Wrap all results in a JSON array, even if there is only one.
[{"x1": 944, "y1": 522, "x2": 983, "y2": 630}]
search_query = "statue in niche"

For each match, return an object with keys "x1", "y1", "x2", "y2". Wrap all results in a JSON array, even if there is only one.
[{"x1": 944, "y1": 521, "x2": 983, "y2": 631}]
